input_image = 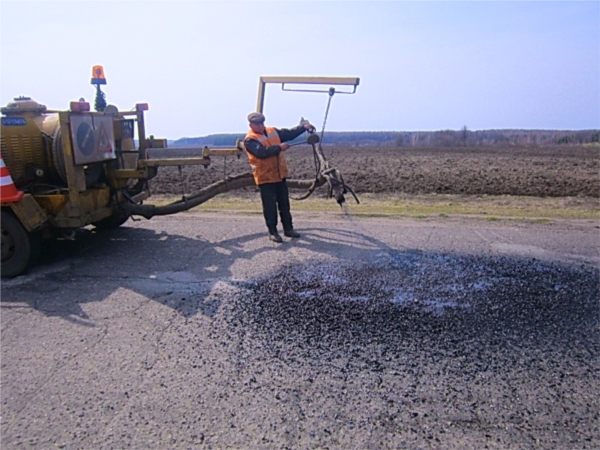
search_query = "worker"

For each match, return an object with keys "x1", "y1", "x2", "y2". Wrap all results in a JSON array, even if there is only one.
[{"x1": 244, "y1": 112, "x2": 315, "y2": 243}]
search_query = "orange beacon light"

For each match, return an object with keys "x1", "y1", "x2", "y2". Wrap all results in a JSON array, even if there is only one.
[{"x1": 91, "y1": 65, "x2": 106, "y2": 85}]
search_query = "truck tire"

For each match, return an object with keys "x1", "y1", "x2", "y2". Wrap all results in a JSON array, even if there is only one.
[{"x1": 1, "y1": 210, "x2": 41, "y2": 278}]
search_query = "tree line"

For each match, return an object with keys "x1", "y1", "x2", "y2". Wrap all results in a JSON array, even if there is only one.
[{"x1": 171, "y1": 128, "x2": 599, "y2": 148}]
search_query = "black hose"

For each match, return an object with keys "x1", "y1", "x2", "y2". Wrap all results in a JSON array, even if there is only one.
[{"x1": 123, "y1": 172, "x2": 326, "y2": 219}]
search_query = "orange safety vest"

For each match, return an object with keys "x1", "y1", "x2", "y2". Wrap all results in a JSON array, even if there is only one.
[{"x1": 244, "y1": 126, "x2": 288, "y2": 185}]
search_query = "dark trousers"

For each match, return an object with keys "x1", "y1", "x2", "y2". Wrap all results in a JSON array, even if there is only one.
[{"x1": 259, "y1": 180, "x2": 293, "y2": 234}]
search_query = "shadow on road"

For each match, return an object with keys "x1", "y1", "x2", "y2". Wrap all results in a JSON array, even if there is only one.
[
  {"x1": 0, "y1": 224, "x2": 393, "y2": 321},
  {"x1": 2, "y1": 221, "x2": 598, "y2": 356}
]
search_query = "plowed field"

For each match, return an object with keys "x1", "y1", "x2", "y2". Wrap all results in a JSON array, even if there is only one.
[{"x1": 148, "y1": 145, "x2": 598, "y2": 198}]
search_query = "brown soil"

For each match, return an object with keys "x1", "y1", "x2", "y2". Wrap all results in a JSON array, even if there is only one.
[{"x1": 148, "y1": 145, "x2": 599, "y2": 198}]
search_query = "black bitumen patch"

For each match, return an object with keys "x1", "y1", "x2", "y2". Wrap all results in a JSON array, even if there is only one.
[{"x1": 213, "y1": 252, "x2": 599, "y2": 447}]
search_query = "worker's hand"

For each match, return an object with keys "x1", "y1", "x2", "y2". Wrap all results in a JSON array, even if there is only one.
[
  {"x1": 279, "y1": 143, "x2": 291, "y2": 151},
  {"x1": 299, "y1": 117, "x2": 316, "y2": 132}
]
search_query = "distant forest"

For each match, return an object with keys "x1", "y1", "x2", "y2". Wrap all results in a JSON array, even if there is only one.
[{"x1": 170, "y1": 128, "x2": 599, "y2": 148}]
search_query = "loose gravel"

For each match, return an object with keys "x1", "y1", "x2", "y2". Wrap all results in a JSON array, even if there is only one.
[{"x1": 207, "y1": 252, "x2": 599, "y2": 449}]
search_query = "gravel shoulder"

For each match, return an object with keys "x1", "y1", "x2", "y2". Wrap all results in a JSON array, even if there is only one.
[{"x1": 1, "y1": 212, "x2": 599, "y2": 449}]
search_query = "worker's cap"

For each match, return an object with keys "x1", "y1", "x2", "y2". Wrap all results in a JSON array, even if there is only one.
[{"x1": 247, "y1": 112, "x2": 265, "y2": 124}]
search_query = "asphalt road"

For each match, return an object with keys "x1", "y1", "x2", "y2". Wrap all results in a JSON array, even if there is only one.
[{"x1": 1, "y1": 211, "x2": 598, "y2": 449}]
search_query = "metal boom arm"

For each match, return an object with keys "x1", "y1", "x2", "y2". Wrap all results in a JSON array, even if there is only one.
[{"x1": 255, "y1": 76, "x2": 360, "y2": 113}]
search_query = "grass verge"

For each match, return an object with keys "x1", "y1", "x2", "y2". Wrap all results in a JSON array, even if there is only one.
[{"x1": 147, "y1": 193, "x2": 599, "y2": 221}]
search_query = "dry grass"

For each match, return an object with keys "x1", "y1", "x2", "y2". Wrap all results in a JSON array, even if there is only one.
[{"x1": 147, "y1": 192, "x2": 599, "y2": 222}]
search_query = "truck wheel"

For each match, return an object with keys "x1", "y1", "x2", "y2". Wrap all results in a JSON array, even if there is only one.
[
  {"x1": 92, "y1": 210, "x2": 129, "y2": 229},
  {"x1": 1, "y1": 211, "x2": 40, "y2": 278}
]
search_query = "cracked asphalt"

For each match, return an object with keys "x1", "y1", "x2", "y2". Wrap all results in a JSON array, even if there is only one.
[{"x1": 1, "y1": 211, "x2": 598, "y2": 449}]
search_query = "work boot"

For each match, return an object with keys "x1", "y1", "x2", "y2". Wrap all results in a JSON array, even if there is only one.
[
  {"x1": 284, "y1": 229, "x2": 301, "y2": 238},
  {"x1": 268, "y1": 232, "x2": 283, "y2": 243}
]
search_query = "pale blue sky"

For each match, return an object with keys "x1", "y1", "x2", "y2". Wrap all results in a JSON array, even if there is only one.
[{"x1": 1, "y1": 1, "x2": 598, "y2": 139}]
